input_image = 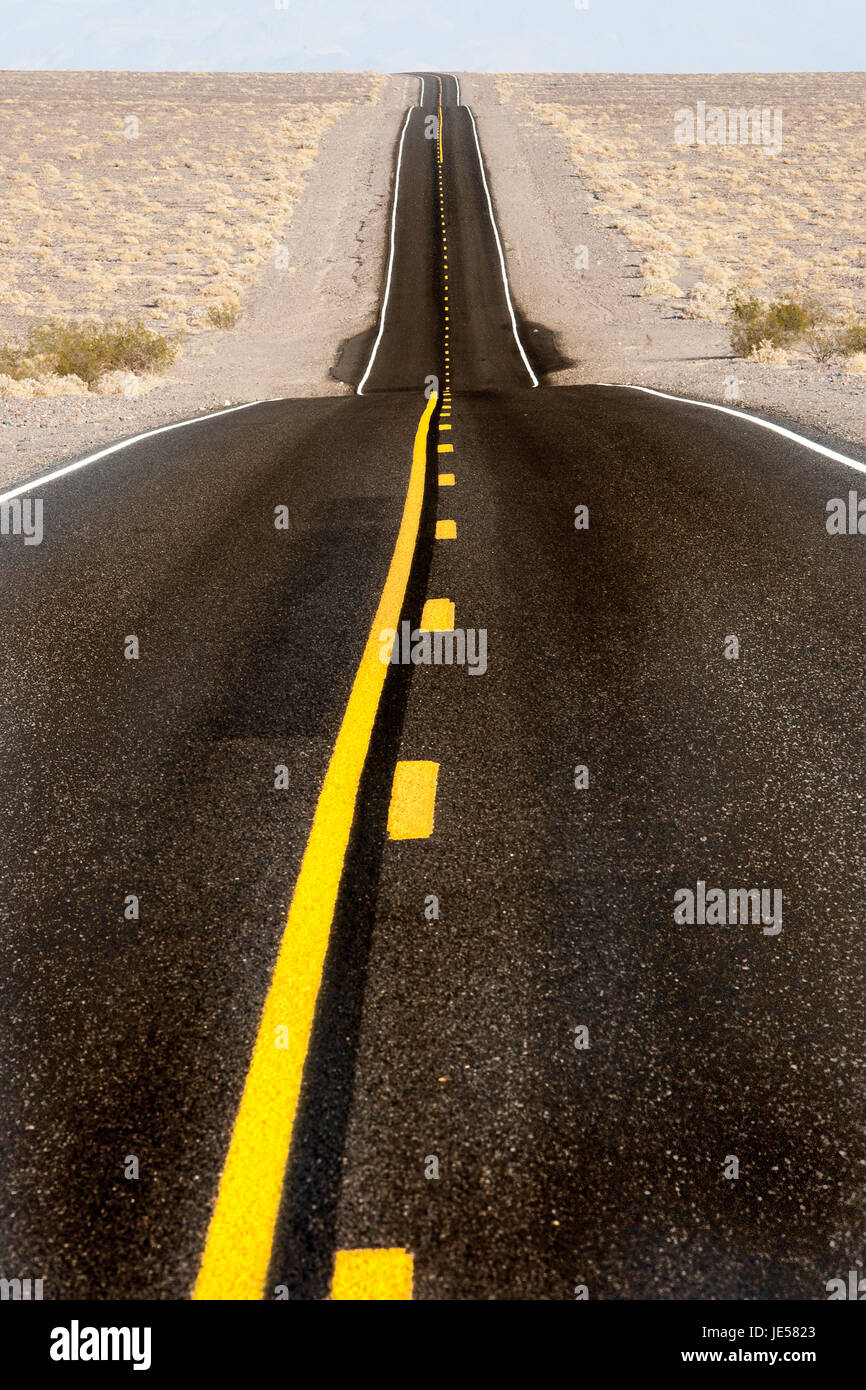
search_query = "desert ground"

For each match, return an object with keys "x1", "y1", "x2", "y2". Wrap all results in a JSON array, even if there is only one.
[
  {"x1": 2, "y1": 70, "x2": 866, "y2": 493},
  {"x1": 0, "y1": 71, "x2": 409, "y2": 489},
  {"x1": 465, "y1": 72, "x2": 866, "y2": 450}
]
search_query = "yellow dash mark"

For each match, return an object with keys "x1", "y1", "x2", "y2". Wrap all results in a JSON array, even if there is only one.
[
  {"x1": 331, "y1": 1249, "x2": 414, "y2": 1301},
  {"x1": 420, "y1": 598, "x2": 454, "y2": 631},
  {"x1": 388, "y1": 760, "x2": 439, "y2": 840},
  {"x1": 439, "y1": 423, "x2": 451, "y2": 430},
  {"x1": 438, "y1": 443, "x2": 453, "y2": 453},
  {"x1": 192, "y1": 392, "x2": 438, "y2": 1302},
  {"x1": 438, "y1": 473, "x2": 455, "y2": 486},
  {"x1": 436, "y1": 519, "x2": 457, "y2": 539}
]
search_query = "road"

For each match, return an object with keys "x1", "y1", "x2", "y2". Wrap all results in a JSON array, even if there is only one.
[{"x1": 2, "y1": 72, "x2": 866, "y2": 1303}]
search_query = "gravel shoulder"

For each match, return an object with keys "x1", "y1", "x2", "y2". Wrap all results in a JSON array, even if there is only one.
[
  {"x1": 462, "y1": 74, "x2": 866, "y2": 459},
  {"x1": 0, "y1": 75, "x2": 415, "y2": 493}
]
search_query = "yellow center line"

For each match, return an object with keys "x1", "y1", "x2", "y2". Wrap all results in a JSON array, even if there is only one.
[{"x1": 192, "y1": 392, "x2": 438, "y2": 1301}]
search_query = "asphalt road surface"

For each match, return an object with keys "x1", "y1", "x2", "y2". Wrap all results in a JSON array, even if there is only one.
[{"x1": 2, "y1": 72, "x2": 866, "y2": 1303}]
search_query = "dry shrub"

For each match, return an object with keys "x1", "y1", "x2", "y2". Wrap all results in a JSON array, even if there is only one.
[
  {"x1": 0, "y1": 318, "x2": 177, "y2": 386},
  {"x1": 750, "y1": 339, "x2": 790, "y2": 364},
  {"x1": 640, "y1": 275, "x2": 683, "y2": 298},
  {"x1": 206, "y1": 302, "x2": 240, "y2": 329},
  {"x1": 839, "y1": 322, "x2": 866, "y2": 355},
  {"x1": 728, "y1": 291, "x2": 823, "y2": 356},
  {"x1": 94, "y1": 369, "x2": 160, "y2": 396},
  {"x1": 683, "y1": 280, "x2": 731, "y2": 320},
  {"x1": 0, "y1": 371, "x2": 89, "y2": 397}
]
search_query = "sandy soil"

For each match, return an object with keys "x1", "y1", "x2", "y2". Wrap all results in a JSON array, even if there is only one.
[
  {"x1": 464, "y1": 73, "x2": 866, "y2": 456},
  {"x1": 0, "y1": 72, "x2": 415, "y2": 492}
]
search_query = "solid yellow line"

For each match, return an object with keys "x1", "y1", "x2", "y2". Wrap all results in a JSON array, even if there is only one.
[
  {"x1": 436, "y1": 519, "x2": 457, "y2": 539},
  {"x1": 331, "y1": 1249, "x2": 413, "y2": 1301},
  {"x1": 420, "y1": 598, "x2": 455, "y2": 631},
  {"x1": 388, "y1": 760, "x2": 439, "y2": 839},
  {"x1": 193, "y1": 392, "x2": 437, "y2": 1301}
]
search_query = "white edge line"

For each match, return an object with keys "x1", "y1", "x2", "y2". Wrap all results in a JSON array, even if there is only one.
[
  {"x1": 356, "y1": 106, "x2": 414, "y2": 397},
  {"x1": 464, "y1": 105, "x2": 538, "y2": 388},
  {"x1": 419, "y1": 75, "x2": 425, "y2": 105},
  {"x1": 596, "y1": 382, "x2": 866, "y2": 476},
  {"x1": 0, "y1": 400, "x2": 264, "y2": 505},
  {"x1": 453, "y1": 73, "x2": 461, "y2": 105}
]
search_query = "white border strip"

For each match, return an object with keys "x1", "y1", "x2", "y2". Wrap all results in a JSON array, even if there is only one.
[
  {"x1": 357, "y1": 107, "x2": 414, "y2": 396},
  {"x1": 0, "y1": 400, "x2": 264, "y2": 505},
  {"x1": 464, "y1": 105, "x2": 538, "y2": 388},
  {"x1": 597, "y1": 383, "x2": 866, "y2": 476},
  {"x1": 453, "y1": 73, "x2": 461, "y2": 106}
]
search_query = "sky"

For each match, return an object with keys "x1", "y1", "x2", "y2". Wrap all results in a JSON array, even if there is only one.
[{"x1": 0, "y1": 0, "x2": 863, "y2": 72}]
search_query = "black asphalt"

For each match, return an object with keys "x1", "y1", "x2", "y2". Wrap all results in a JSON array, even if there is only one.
[
  {"x1": 0, "y1": 393, "x2": 436, "y2": 1297},
  {"x1": 323, "y1": 386, "x2": 866, "y2": 1299},
  {"x1": 2, "y1": 71, "x2": 866, "y2": 1303}
]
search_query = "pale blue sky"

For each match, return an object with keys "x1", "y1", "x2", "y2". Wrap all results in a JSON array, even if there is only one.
[{"x1": 1, "y1": 0, "x2": 863, "y2": 72}]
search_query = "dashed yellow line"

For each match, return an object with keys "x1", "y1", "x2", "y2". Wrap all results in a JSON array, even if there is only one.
[
  {"x1": 436, "y1": 75, "x2": 443, "y2": 165},
  {"x1": 436, "y1": 85, "x2": 450, "y2": 396},
  {"x1": 331, "y1": 1249, "x2": 414, "y2": 1301},
  {"x1": 436, "y1": 519, "x2": 457, "y2": 539},
  {"x1": 438, "y1": 472, "x2": 455, "y2": 486},
  {"x1": 420, "y1": 598, "x2": 455, "y2": 631},
  {"x1": 388, "y1": 760, "x2": 440, "y2": 839},
  {"x1": 192, "y1": 392, "x2": 438, "y2": 1301},
  {"x1": 438, "y1": 442, "x2": 453, "y2": 453}
]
